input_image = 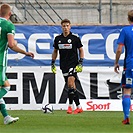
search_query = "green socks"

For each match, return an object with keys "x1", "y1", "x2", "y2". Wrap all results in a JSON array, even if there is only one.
[
  {"x1": 0, "y1": 87, "x2": 10, "y2": 99},
  {"x1": 0, "y1": 87, "x2": 10, "y2": 117},
  {"x1": 0, "y1": 104, "x2": 8, "y2": 117}
]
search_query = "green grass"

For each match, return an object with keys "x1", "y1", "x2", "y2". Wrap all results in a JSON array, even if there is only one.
[{"x1": 0, "y1": 110, "x2": 133, "y2": 133}]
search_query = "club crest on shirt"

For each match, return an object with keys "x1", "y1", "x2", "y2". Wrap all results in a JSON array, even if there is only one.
[
  {"x1": 68, "y1": 39, "x2": 72, "y2": 43},
  {"x1": 58, "y1": 40, "x2": 61, "y2": 43}
]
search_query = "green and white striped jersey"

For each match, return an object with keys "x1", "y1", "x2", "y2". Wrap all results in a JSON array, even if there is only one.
[{"x1": 0, "y1": 17, "x2": 15, "y2": 66}]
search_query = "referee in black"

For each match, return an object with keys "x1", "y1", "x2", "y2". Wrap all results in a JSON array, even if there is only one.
[{"x1": 51, "y1": 19, "x2": 84, "y2": 114}]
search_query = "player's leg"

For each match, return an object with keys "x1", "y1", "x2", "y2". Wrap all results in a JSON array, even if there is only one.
[
  {"x1": 62, "y1": 74, "x2": 73, "y2": 114},
  {"x1": 0, "y1": 80, "x2": 10, "y2": 99},
  {"x1": 67, "y1": 76, "x2": 75, "y2": 114},
  {"x1": 71, "y1": 74, "x2": 83, "y2": 114},
  {"x1": 73, "y1": 89, "x2": 83, "y2": 114},
  {"x1": 122, "y1": 88, "x2": 131, "y2": 124},
  {"x1": 0, "y1": 98, "x2": 19, "y2": 124},
  {"x1": 73, "y1": 78, "x2": 81, "y2": 107},
  {"x1": 62, "y1": 69, "x2": 75, "y2": 114},
  {"x1": 0, "y1": 98, "x2": 8, "y2": 118},
  {"x1": 0, "y1": 66, "x2": 19, "y2": 124},
  {"x1": 0, "y1": 66, "x2": 10, "y2": 99},
  {"x1": 73, "y1": 89, "x2": 80, "y2": 107},
  {"x1": 67, "y1": 76, "x2": 83, "y2": 114},
  {"x1": 121, "y1": 70, "x2": 132, "y2": 124},
  {"x1": 63, "y1": 68, "x2": 83, "y2": 114}
]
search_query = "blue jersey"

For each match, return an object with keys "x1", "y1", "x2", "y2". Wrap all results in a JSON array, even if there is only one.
[{"x1": 117, "y1": 25, "x2": 133, "y2": 69}]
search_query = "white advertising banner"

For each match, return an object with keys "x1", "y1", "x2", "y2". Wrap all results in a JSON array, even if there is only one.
[{"x1": 4, "y1": 66, "x2": 130, "y2": 111}]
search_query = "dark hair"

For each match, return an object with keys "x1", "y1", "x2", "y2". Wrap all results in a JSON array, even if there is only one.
[
  {"x1": 128, "y1": 10, "x2": 133, "y2": 22},
  {"x1": 61, "y1": 19, "x2": 71, "y2": 25}
]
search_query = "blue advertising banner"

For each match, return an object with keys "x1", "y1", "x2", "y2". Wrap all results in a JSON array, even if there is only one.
[{"x1": 8, "y1": 25, "x2": 124, "y2": 66}]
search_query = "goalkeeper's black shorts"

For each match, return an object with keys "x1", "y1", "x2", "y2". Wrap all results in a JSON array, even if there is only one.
[{"x1": 62, "y1": 67, "x2": 78, "y2": 82}]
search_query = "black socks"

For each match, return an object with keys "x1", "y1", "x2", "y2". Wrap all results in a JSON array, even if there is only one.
[
  {"x1": 73, "y1": 89, "x2": 80, "y2": 106},
  {"x1": 68, "y1": 88, "x2": 75, "y2": 104},
  {"x1": 68, "y1": 88, "x2": 80, "y2": 106}
]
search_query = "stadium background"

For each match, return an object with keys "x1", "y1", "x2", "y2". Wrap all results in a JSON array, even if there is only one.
[{"x1": 1, "y1": 0, "x2": 133, "y2": 111}]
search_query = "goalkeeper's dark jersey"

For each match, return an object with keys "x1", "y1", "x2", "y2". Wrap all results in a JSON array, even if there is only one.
[{"x1": 53, "y1": 32, "x2": 83, "y2": 71}]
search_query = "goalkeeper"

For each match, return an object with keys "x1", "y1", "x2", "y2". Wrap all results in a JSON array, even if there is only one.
[{"x1": 51, "y1": 19, "x2": 84, "y2": 114}]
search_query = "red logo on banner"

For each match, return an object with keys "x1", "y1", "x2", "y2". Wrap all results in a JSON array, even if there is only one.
[{"x1": 86, "y1": 101, "x2": 111, "y2": 111}]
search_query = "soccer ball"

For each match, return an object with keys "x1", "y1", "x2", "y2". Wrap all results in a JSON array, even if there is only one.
[{"x1": 42, "y1": 104, "x2": 53, "y2": 113}]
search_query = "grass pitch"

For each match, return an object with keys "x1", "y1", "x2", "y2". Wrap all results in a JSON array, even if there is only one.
[{"x1": 0, "y1": 110, "x2": 133, "y2": 133}]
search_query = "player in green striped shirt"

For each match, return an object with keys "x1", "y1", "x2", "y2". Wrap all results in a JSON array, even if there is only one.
[{"x1": 0, "y1": 4, "x2": 34, "y2": 124}]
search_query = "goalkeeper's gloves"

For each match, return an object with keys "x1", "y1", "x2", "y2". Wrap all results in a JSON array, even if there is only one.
[
  {"x1": 51, "y1": 60, "x2": 56, "y2": 74},
  {"x1": 75, "y1": 58, "x2": 83, "y2": 73}
]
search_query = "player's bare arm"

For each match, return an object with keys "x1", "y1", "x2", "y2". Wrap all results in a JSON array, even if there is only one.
[
  {"x1": 79, "y1": 47, "x2": 84, "y2": 59},
  {"x1": 114, "y1": 44, "x2": 123, "y2": 74},
  {"x1": 8, "y1": 34, "x2": 34, "y2": 58},
  {"x1": 52, "y1": 48, "x2": 58, "y2": 60},
  {"x1": 51, "y1": 48, "x2": 58, "y2": 74}
]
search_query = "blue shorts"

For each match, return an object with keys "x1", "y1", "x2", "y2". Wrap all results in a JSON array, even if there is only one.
[{"x1": 121, "y1": 69, "x2": 133, "y2": 88}]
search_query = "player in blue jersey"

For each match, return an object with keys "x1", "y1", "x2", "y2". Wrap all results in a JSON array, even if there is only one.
[{"x1": 114, "y1": 10, "x2": 133, "y2": 125}]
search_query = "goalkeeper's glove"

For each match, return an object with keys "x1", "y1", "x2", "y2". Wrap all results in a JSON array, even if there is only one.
[
  {"x1": 75, "y1": 58, "x2": 83, "y2": 73},
  {"x1": 51, "y1": 60, "x2": 56, "y2": 74}
]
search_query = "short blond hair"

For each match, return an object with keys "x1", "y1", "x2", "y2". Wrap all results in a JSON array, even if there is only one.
[{"x1": 0, "y1": 4, "x2": 11, "y2": 17}]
